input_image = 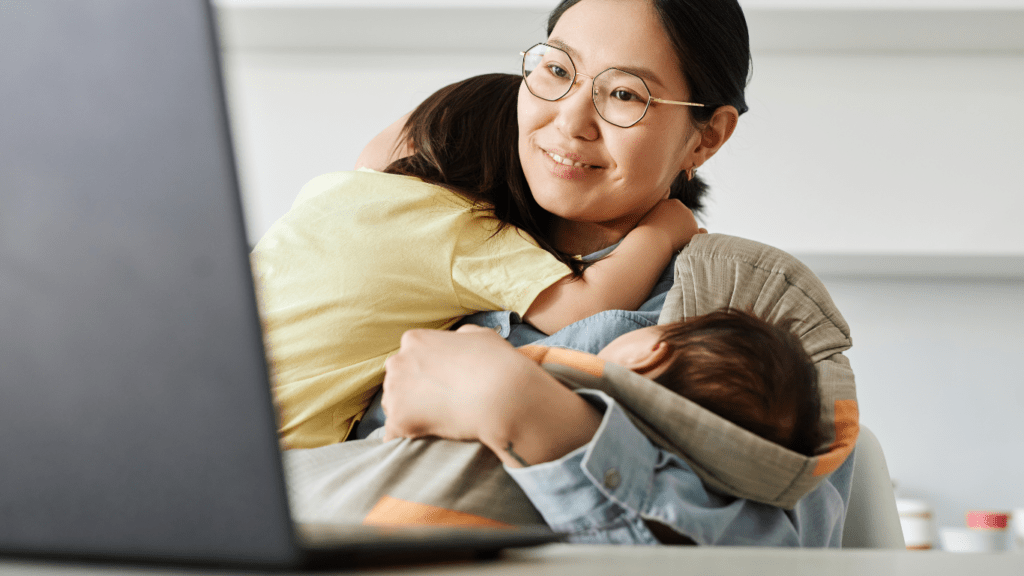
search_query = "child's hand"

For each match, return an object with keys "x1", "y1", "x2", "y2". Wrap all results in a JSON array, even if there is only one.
[{"x1": 636, "y1": 198, "x2": 702, "y2": 252}]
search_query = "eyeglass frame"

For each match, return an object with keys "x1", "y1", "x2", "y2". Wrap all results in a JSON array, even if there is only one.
[{"x1": 519, "y1": 42, "x2": 705, "y2": 129}]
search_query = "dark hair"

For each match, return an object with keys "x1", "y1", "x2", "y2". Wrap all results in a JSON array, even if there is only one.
[
  {"x1": 384, "y1": 73, "x2": 586, "y2": 275},
  {"x1": 654, "y1": 309, "x2": 822, "y2": 456},
  {"x1": 383, "y1": 1, "x2": 750, "y2": 270},
  {"x1": 547, "y1": 0, "x2": 752, "y2": 214}
]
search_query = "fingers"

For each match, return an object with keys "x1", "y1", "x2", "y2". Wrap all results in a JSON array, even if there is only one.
[
  {"x1": 455, "y1": 323, "x2": 492, "y2": 334},
  {"x1": 398, "y1": 328, "x2": 428, "y2": 350}
]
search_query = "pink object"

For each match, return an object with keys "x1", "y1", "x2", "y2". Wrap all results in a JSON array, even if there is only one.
[{"x1": 966, "y1": 511, "x2": 1009, "y2": 530}]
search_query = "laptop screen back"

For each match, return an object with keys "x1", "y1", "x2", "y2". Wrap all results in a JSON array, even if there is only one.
[{"x1": 0, "y1": 0, "x2": 299, "y2": 565}]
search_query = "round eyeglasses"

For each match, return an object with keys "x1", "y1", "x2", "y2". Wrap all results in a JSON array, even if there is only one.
[{"x1": 521, "y1": 43, "x2": 704, "y2": 129}]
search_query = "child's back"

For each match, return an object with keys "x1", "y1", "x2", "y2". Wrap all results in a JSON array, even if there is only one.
[{"x1": 252, "y1": 170, "x2": 569, "y2": 448}]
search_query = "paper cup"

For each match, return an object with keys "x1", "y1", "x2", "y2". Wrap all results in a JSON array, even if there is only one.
[
  {"x1": 1011, "y1": 509, "x2": 1024, "y2": 552},
  {"x1": 897, "y1": 499, "x2": 934, "y2": 550},
  {"x1": 940, "y1": 527, "x2": 1008, "y2": 553}
]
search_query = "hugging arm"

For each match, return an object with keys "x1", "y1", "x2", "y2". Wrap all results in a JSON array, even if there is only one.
[
  {"x1": 381, "y1": 325, "x2": 852, "y2": 546},
  {"x1": 524, "y1": 199, "x2": 703, "y2": 335},
  {"x1": 354, "y1": 112, "x2": 414, "y2": 171},
  {"x1": 356, "y1": 110, "x2": 703, "y2": 337},
  {"x1": 507, "y1": 389, "x2": 854, "y2": 546},
  {"x1": 382, "y1": 325, "x2": 602, "y2": 468}
]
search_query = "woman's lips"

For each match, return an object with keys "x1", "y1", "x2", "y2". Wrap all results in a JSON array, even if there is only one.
[
  {"x1": 544, "y1": 149, "x2": 594, "y2": 168},
  {"x1": 541, "y1": 147, "x2": 600, "y2": 180}
]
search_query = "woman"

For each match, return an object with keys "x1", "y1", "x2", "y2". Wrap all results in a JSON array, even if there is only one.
[
  {"x1": 374, "y1": 0, "x2": 854, "y2": 546},
  {"x1": 253, "y1": 70, "x2": 700, "y2": 450}
]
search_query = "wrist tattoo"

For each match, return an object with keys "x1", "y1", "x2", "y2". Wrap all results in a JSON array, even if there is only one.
[{"x1": 503, "y1": 442, "x2": 530, "y2": 467}]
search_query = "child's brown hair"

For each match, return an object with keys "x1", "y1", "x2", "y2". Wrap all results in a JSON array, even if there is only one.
[
  {"x1": 653, "y1": 309, "x2": 822, "y2": 456},
  {"x1": 383, "y1": 73, "x2": 712, "y2": 278}
]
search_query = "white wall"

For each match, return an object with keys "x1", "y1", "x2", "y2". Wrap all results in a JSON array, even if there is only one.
[
  {"x1": 705, "y1": 53, "x2": 1024, "y2": 255},
  {"x1": 821, "y1": 274, "x2": 1024, "y2": 531},
  {"x1": 216, "y1": 0, "x2": 1024, "y2": 537},
  {"x1": 221, "y1": 50, "x2": 519, "y2": 244},
  {"x1": 222, "y1": 48, "x2": 1024, "y2": 257}
]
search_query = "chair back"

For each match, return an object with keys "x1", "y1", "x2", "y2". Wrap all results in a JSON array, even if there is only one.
[{"x1": 842, "y1": 425, "x2": 905, "y2": 548}]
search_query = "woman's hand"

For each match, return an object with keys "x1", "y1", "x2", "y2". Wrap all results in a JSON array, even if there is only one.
[
  {"x1": 636, "y1": 198, "x2": 702, "y2": 252},
  {"x1": 381, "y1": 325, "x2": 602, "y2": 467},
  {"x1": 381, "y1": 325, "x2": 519, "y2": 443}
]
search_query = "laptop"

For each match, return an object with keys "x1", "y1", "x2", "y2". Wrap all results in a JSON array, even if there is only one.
[{"x1": 0, "y1": 0, "x2": 559, "y2": 568}]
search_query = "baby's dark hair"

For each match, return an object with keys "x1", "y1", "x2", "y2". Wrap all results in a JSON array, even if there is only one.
[{"x1": 653, "y1": 309, "x2": 822, "y2": 456}]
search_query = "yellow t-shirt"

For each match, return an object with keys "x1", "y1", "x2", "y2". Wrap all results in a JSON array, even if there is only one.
[{"x1": 251, "y1": 170, "x2": 570, "y2": 449}]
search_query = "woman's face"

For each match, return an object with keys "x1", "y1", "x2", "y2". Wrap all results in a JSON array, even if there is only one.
[{"x1": 518, "y1": 0, "x2": 701, "y2": 241}]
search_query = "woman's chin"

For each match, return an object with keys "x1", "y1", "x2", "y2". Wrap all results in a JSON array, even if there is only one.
[{"x1": 530, "y1": 181, "x2": 589, "y2": 221}]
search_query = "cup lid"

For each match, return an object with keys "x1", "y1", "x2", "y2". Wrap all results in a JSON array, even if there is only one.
[
  {"x1": 896, "y1": 499, "x2": 932, "y2": 515},
  {"x1": 966, "y1": 511, "x2": 1009, "y2": 529}
]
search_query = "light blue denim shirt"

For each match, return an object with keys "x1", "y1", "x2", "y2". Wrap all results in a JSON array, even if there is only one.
[
  {"x1": 353, "y1": 247, "x2": 853, "y2": 545},
  {"x1": 506, "y1": 389, "x2": 854, "y2": 546}
]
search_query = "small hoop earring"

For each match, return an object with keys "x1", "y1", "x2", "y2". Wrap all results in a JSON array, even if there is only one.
[{"x1": 687, "y1": 167, "x2": 696, "y2": 181}]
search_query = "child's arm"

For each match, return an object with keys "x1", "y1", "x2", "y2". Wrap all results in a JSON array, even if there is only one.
[
  {"x1": 523, "y1": 198, "x2": 701, "y2": 335},
  {"x1": 354, "y1": 112, "x2": 414, "y2": 171}
]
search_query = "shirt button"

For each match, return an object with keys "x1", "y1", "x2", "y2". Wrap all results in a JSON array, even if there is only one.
[{"x1": 603, "y1": 468, "x2": 621, "y2": 490}]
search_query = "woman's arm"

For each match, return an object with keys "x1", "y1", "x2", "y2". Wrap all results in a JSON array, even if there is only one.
[
  {"x1": 382, "y1": 325, "x2": 602, "y2": 466},
  {"x1": 523, "y1": 199, "x2": 702, "y2": 335},
  {"x1": 380, "y1": 325, "x2": 852, "y2": 546},
  {"x1": 506, "y1": 389, "x2": 854, "y2": 546}
]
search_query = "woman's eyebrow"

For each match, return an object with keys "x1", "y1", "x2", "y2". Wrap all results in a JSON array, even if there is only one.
[
  {"x1": 614, "y1": 64, "x2": 666, "y2": 90},
  {"x1": 546, "y1": 38, "x2": 581, "y2": 63},
  {"x1": 546, "y1": 38, "x2": 667, "y2": 89}
]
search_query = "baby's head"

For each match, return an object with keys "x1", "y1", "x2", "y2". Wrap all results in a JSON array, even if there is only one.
[{"x1": 597, "y1": 309, "x2": 822, "y2": 456}]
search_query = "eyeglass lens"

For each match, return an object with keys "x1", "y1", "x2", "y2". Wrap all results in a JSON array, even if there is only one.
[{"x1": 522, "y1": 43, "x2": 652, "y2": 128}]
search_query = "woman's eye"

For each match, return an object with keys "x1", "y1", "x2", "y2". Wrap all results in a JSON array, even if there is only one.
[
  {"x1": 546, "y1": 64, "x2": 570, "y2": 79},
  {"x1": 611, "y1": 89, "x2": 641, "y2": 102}
]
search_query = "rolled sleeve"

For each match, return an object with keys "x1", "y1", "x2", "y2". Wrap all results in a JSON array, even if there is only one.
[
  {"x1": 506, "y1": 390, "x2": 851, "y2": 547},
  {"x1": 505, "y1": 391, "x2": 662, "y2": 544}
]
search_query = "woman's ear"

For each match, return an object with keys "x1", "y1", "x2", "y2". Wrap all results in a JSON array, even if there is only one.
[
  {"x1": 686, "y1": 105, "x2": 739, "y2": 170},
  {"x1": 621, "y1": 340, "x2": 673, "y2": 377}
]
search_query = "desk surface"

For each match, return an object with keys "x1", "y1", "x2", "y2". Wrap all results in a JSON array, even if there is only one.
[{"x1": 2, "y1": 545, "x2": 1022, "y2": 576}]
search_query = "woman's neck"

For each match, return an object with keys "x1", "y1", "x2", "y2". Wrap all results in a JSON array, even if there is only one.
[{"x1": 552, "y1": 218, "x2": 629, "y2": 257}]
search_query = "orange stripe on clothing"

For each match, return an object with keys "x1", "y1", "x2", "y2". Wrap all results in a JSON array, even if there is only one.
[
  {"x1": 517, "y1": 345, "x2": 605, "y2": 377},
  {"x1": 813, "y1": 399, "x2": 860, "y2": 476},
  {"x1": 363, "y1": 496, "x2": 514, "y2": 529}
]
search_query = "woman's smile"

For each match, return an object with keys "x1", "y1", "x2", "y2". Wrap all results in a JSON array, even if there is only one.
[
  {"x1": 543, "y1": 148, "x2": 598, "y2": 169},
  {"x1": 541, "y1": 146, "x2": 602, "y2": 181}
]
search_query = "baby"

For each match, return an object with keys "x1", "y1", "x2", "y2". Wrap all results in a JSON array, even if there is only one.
[{"x1": 522, "y1": 308, "x2": 822, "y2": 456}]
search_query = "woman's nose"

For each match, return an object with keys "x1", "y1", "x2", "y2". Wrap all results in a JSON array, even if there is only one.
[{"x1": 553, "y1": 77, "x2": 601, "y2": 141}]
